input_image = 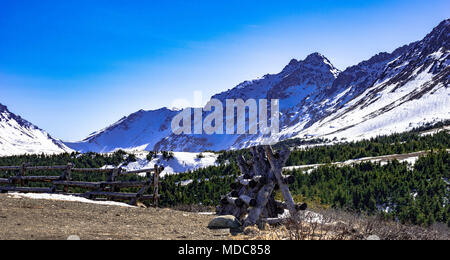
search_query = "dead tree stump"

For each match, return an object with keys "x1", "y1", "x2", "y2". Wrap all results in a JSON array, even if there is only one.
[{"x1": 216, "y1": 145, "x2": 307, "y2": 227}]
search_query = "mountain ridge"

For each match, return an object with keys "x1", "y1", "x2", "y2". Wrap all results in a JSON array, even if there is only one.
[
  {"x1": 64, "y1": 19, "x2": 449, "y2": 153},
  {"x1": 2, "y1": 19, "x2": 448, "y2": 155}
]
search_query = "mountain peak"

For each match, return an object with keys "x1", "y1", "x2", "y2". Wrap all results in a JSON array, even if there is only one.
[
  {"x1": 288, "y1": 58, "x2": 299, "y2": 66},
  {"x1": 0, "y1": 103, "x2": 8, "y2": 112},
  {"x1": 282, "y1": 52, "x2": 339, "y2": 76},
  {"x1": 302, "y1": 52, "x2": 340, "y2": 78},
  {"x1": 429, "y1": 18, "x2": 449, "y2": 37},
  {"x1": 420, "y1": 18, "x2": 450, "y2": 50},
  {"x1": 304, "y1": 52, "x2": 327, "y2": 62},
  {"x1": 436, "y1": 18, "x2": 450, "y2": 31}
]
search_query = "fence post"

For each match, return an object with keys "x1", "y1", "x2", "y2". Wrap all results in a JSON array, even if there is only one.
[
  {"x1": 153, "y1": 165, "x2": 160, "y2": 207},
  {"x1": 18, "y1": 163, "x2": 27, "y2": 186},
  {"x1": 109, "y1": 168, "x2": 121, "y2": 192},
  {"x1": 130, "y1": 171, "x2": 153, "y2": 206},
  {"x1": 62, "y1": 163, "x2": 73, "y2": 193}
]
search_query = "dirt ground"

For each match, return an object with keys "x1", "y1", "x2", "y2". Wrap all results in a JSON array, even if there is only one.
[{"x1": 0, "y1": 194, "x2": 231, "y2": 240}]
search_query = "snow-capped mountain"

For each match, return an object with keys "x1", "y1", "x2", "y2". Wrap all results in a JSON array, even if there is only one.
[
  {"x1": 0, "y1": 103, "x2": 71, "y2": 156},
  {"x1": 65, "y1": 108, "x2": 179, "y2": 153},
  {"x1": 154, "y1": 52, "x2": 341, "y2": 151},
  {"x1": 65, "y1": 19, "x2": 450, "y2": 153},
  {"x1": 297, "y1": 19, "x2": 449, "y2": 140}
]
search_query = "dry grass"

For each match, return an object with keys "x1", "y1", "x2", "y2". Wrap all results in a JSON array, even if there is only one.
[
  {"x1": 171, "y1": 204, "x2": 216, "y2": 213},
  {"x1": 234, "y1": 209, "x2": 449, "y2": 240}
]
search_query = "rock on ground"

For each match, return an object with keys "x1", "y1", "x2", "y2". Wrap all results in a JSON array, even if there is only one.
[{"x1": 208, "y1": 215, "x2": 241, "y2": 229}]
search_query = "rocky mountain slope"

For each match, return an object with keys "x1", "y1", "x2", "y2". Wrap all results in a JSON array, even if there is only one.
[
  {"x1": 298, "y1": 19, "x2": 449, "y2": 140},
  {"x1": 0, "y1": 103, "x2": 71, "y2": 156}
]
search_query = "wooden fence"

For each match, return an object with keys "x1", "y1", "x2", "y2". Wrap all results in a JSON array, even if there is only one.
[{"x1": 0, "y1": 163, "x2": 163, "y2": 206}]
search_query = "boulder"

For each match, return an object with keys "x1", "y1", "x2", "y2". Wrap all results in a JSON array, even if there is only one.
[{"x1": 208, "y1": 215, "x2": 241, "y2": 229}]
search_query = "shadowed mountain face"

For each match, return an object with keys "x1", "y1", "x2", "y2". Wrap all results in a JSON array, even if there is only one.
[
  {"x1": 0, "y1": 103, "x2": 71, "y2": 156},
  {"x1": 64, "y1": 19, "x2": 450, "y2": 153}
]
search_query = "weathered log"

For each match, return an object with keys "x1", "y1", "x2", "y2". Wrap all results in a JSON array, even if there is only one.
[
  {"x1": 25, "y1": 165, "x2": 68, "y2": 171},
  {"x1": 54, "y1": 180, "x2": 151, "y2": 190},
  {"x1": 130, "y1": 179, "x2": 153, "y2": 205},
  {"x1": 10, "y1": 176, "x2": 60, "y2": 183},
  {"x1": 0, "y1": 165, "x2": 67, "y2": 171},
  {"x1": 18, "y1": 163, "x2": 28, "y2": 186},
  {"x1": 267, "y1": 194, "x2": 282, "y2": 218},
  {"x1": 265, "y1": 146, "x2": 299, "y2": 223},
  {"x1": 61, "y1": 163, "x2": 73, "y2": 179},
  {"x1": 237, "y1": 155, "x2": 253, "y2": 178},
  {"x1": 222, "y1": 191, "x2": 240, "y2": 201},
  {"x1": 275, "y1": 200, "x2": 308, "y2": 211},
  {"x1": 253, "y1": 175, "x2": 268, "y2": 185},
  {"x1": 0, "y1": 166, "x2": 21, "y2": 171},
  {"x1": 239, "y1": 195, "x2": 257, "y2": 207},
  {"x1": 104, "y1": 181, "x2": 151, "y2": 188},
  {"x1": 53, "y1": 181, "x2": 102, "y2": 189},
  {"x1": 0, "y1": 165, "x2": 126, "y2": 173},
  {"x1": 217, "y1": 202, "x2": 247, "y2": 220},
  {"x1": 85, "y1": 191, "x2": 155, "y2": 200},
  {"x1": 153, "y1": 165, "x2": 161, "y2": 206},
  {"x1": 239, "y1": 179, "x2": 251, "y2": 186},
  {"x1": 244, "y1": 146, "x2": 293, "y2": 226},
  {"x1": 261, "y1": 217, "x2": 288, "y2": 225},
  {"x1": 121, "y1": 168, "x2": 155, "y2": 175},
  {"x1": 253, "y1": 146, "x2": 271, "y2": 176},
  {"x1": 0, "y1": 186, "x2": 56, "y2": 193},
  {"x1": 107, "y1": 168, "x2": 121, "y2": 182},
  {"x1": 237, "y1": 174, "x2": 253, "y2": 181},
  {"x1": 225, "y1": 196, "x2": 244, "y2": 207},
  {"x1": 71, "y1": 168, "x2": 115, "y2": 173},
  {"x1": 244, "y1": 182, "x2": 275, "y2": 226}
]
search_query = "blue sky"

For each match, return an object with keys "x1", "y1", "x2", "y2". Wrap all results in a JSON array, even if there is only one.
[{"x1": 0, "y1": 0, "x2": 448, "y2": 141}]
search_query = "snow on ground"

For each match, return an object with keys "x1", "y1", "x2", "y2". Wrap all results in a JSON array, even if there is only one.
[
  {"x1": 419, "y1": 126, "x2": 450, "y2": 137},
  {"x1": 398, "y1": 157, "x2": 419, "y2": 165},
  {"x1": 278, "y1": 209, "x2": 324, "y2": 223},
  {"x1": 7, "y1": 192, "x2": 134, "y2": 207},
  {"x1": 302, "y1": 211, "x2": 324, "y2": 223},
  {"x1": 118, "y1": 151, "x2": 218, "y2": 177},
  {"x1": 197, "y1": 212, "x2": 215, "y2": 215},
  {"x1": 283, "y1": 150, "x2": 435, "y2": 172}
]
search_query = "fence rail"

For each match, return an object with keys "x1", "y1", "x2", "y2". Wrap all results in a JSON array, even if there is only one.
[{"x1": 0, "y1": 163, "x2": 162, "y2": 206}]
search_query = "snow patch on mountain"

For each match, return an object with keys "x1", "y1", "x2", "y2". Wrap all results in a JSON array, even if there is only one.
[{"x1": 65, "y1": 108, "x2": 178, "y2": 153}]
